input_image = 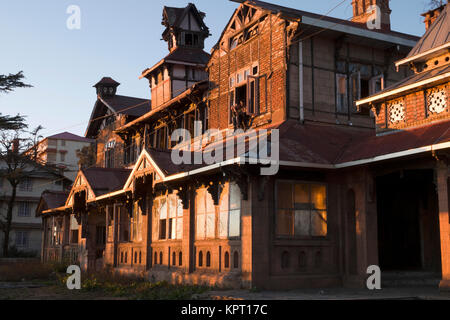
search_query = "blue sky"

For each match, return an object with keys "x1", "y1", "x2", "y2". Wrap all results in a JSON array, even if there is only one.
[{"x1": 0, "y1": 0, "x2": 433, "y2": 137}]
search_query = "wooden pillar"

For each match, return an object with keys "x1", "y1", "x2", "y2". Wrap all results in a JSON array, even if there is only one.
[{"x1": 436, "y1": 160, "x2": 450, "y2": 291}]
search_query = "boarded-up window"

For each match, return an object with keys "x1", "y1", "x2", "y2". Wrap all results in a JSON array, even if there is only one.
[
  {"x1": 276, "y1": 181, "x2": 327, "y2": 238},
  {"x1": 131, "y1": 201, "x2": 142, "y2": 242},
  {"x1": 336, "y1": 74, "x2": 348, "y2": 114}
]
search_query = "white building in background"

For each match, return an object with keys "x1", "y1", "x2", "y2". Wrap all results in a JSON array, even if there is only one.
[
  {"x1": 34, "y1": 132, "x2": 94, "y2": 181},
  {"x1": 0, "y1": 163, "x2": 69, "y2": 256}
]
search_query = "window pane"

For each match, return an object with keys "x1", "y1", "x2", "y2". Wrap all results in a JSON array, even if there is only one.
[
  {"x1": 294, "y1": 184, "x2": 309, "y2": 207},
  {"x1": 206, "y1": 213, "x2": 215, "y2": 238},
  {"x1": 277, "y1": 182, "x2": 293, "y2": 209},
  {"x1": 206, "y1": 191, "x2": 215, "y2": 214},
  {"x1": 219, "y1": 211, "x2": 228, "y2": 238},
  {"x1": 197, "y1": 189, "x2": 205, "y2": 214},
  {"x1": 230, "y1": 183, "x2": 241, "y2": 210},
  {"x1": 219, "y1": 184, "x2": 229, "y2": 213},
  {"x1": 159, "y1": 198, "x2": 167, "y2": 219},
  {"x1": 196, "y1": 214, "x2": 205, "y2": 239},
  {"x1": 229, "y1": 209, "x2": 240, "y2": 237},
  {"x1": 311, "y1": 184, "x2": 326, "y2": 210},
  {"x1": 276, "y1": 210, "x2": 293, "y2": 236},
  {"x1": 294, "y1": 210, "x2": 310, "y2": 236},
  {"x1": 177, "y1": 198, "x2": 183, "y2": 217},
  {"x1": 311, "y1": 211, "x2": 327, "y2": 236},
  {"x1": 169, "y1": 218, "x2": 176, "y2": 239},
  {"x1": 176, "y1": 217, "x2": 183, "y2": 239},
  {"x1": 169, "y1": 195, "x2": 177, "y2": 218}
]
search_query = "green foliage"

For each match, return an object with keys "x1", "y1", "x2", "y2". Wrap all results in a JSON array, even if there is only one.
[{"x1": 0, "y1": 71, "x2": 32, "y2": 94}]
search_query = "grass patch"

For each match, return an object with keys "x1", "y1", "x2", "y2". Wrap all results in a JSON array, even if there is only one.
[
  {"x1": 77, "y1": 270, "x2": 209, "y2": 300},
  {"x1": 0, "y1": 261, "x2": 65, "y2": 282},
  {"x1": 0, "y1": 261, "x2": 210, "y2": 300}
]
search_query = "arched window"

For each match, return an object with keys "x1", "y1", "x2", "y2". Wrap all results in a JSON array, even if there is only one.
[
  {"x1": 281, "y1": 251, "x2": 290, "y2": 269},
  {"x1": 198, "y1": 251, "x2": 203, "y2": 267},
  {"x1": 121, "y1": 252, "x2": 124, "y2": 263},
  {"x1": 206, "y1": 251, "x2": 211, "y2": 267},
  {"x1": 224, "y1": 252, "x2": 230, "y2": 268},
  {"x1": 233, "y1": 251, "x2": 239, "y2": 269},
  {"x1": 139, "y1": 251, "x2": 142, "y2": 264},
  {"x1": 172, "y1": 252, "x2": 176, "y2": 266},
  {"x1": 125, "y1": 252, "x2": 128, "y2": 264},
  {"x1": 154, "y1": 251, "x2": 157, "y2": 264},
  {"x1": 134, "y1": 251, "x2": 137, "y2": 264},
  {"x1": 159, "y1": 252, "x2": 163, "y2": 265},
  {"x1": 315, "y1": 251, "x2": 322, "y2": 267},
  {"x1": 298, "y1": 251, "x2": 307, "y2": 269},
  {"x1": 179, "y1": 252, "x2": 183, "y2": 266}
]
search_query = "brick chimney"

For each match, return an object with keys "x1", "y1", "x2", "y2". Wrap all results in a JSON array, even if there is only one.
[
  {"x1": 352, "y1": 0, "x2": 391, "y2": 31},
  {"x1": 422, "y1": 1, "x2": 447, "y2": 30}
]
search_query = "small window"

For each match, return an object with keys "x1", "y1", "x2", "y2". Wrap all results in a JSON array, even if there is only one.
[
  {"x1": 154, "y1": 251, "x2": 158, "y2": 264},
  {"x1": 134, "y1": 251, "x2": 138, "y2": 264},
  {"x1": 185, "y1": 33, "x2": 193, "y2": 46},
  {"x1": 139, "y1": 251, "x2": 142, "y2": 264},
  {"x1": 315, "y1": 251, "x2": 322, "y2": 267},
  {"x1": 60, "y1": 153, "x2": 66, "y2": 162},
  {"x1": 224, "y1": 252, "x2": 230, "y2": 268},
  {"x1": 60, "y1": 140, "x2": 66, "y2": 147},
  {"x1": 121, "y1": 252, "x2": 124, "y2": 263},
  {"x1": 15, "y1": 231, "x2": 29, "y2": 248},
  {"x1": 198, "y1": 251, "x2": 203, "y2": 267},
  {"x1": 281, "y1": 251, "x2": 290, "y2": 269},
  {"x1": 206, "y1": 251, "x2": 211, "y2": 267},
  {"x1": 19, "y1": 177, "x2": 33, "y2": 192},
  {"x1": 298, "y1": 251, "x2": 307, "y2": 269},
  {"x1": 124, "y1": 252, "x2": 128, "y2": 264},
  {"x1": 276, "y1": 182, "x2": 328, "y2": 238},
  {"x1": 179, "y1": 252, "x2": 183, "y2": 266},
  {"x1": 18, "y1": 202, "x2": 31, "y2": 217},
  {"x1": 159, "y1": 252, "x2": 163, "y2": 265},
  {"x1": 233, "y1": 251, "x2": 239, "y2": 269},
  {"x1": 172, "y1": 252, "x2": 176, "y2": 266}
]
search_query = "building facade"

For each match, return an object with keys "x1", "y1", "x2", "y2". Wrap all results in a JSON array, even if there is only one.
[
  {"x1": 33, "y1": 132, "x2": 94, "y2": 182},
  {"x1": 39, "y1": 1, "x2": 450, "y2": 291},
  {"x1": 0, "y1": 163, "x2": 68, "y2": 257}
]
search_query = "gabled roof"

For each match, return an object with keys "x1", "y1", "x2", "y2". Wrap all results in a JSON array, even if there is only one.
[
  {"x1": 82, "y1": 167, "x2": 131, "y2": 197},
  {"x1": 47, "y1": 132, "x2": 94, "y2": 143},
  {"x1": 397, "y1": 3, "x2": 450, "y2": 67},
  {"x1": 141, "y1": 47, "x2": 211, "y2": 79},
  {"x1": 85, "y1": 95, "x2": 150, "y2": 138},
  {"x1": 162, "y1": 3, "x2": 208, "y2": 32},
  {"x1": 93, "y1": 77, "x2": 120, "y2": 88},
  {"x1": 36, "y1": 190, "x2": 69, "y2": 217},
  {"x1": 214, "y1": 0, "x2": 418, "y2": 53}
]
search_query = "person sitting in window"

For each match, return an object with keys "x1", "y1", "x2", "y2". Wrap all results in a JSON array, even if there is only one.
[{"x1": 231, "y1": 101, "x2": 251, "y2": 131}]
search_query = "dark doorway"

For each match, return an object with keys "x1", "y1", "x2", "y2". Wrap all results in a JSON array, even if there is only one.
[{"x1": 376, "y1": 170, "x2": 441, "y2": 272}]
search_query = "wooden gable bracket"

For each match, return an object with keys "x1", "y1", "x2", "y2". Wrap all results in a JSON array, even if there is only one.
[
  {"x1": 176, "y1": 185, "x2": 191, "y2": 210},
  {"x1": 125, "y1": 192, "x2": 134, "y2": 217},
  {"x1": 222, "y1": 167, "x2": 249, "y2": 201},
  {"x1": 207, "y1": 181, "x2": 224, "y2": 206}
]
